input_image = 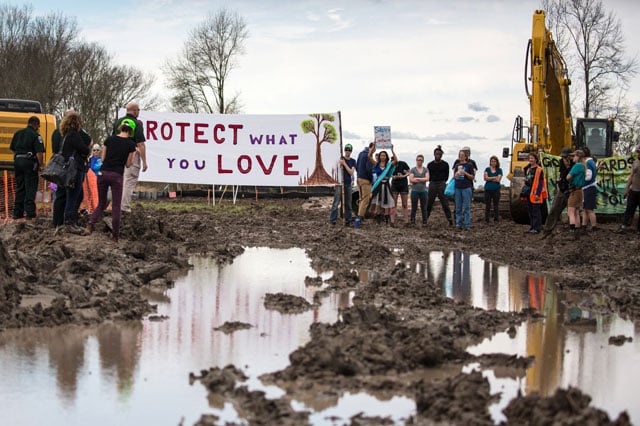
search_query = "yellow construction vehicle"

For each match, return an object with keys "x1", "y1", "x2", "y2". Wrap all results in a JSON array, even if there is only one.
[
  {"x1": 503, "y1": 10, "x2": 618, "y2": 224},
  {"x1": 0, "y1": 99, "x2": 56, "y2": 170}
]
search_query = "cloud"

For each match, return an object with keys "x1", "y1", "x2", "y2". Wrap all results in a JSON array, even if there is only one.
[
  {"x1": 342, "y1": 130, "x2": 364, "y2": 140},
  {"x1": 486, "y1": 115, "x2": 500, "y2": 122},
  {"x1": 458, "y1": 117, "x2": 475, "y2": 123},
  {"x1": 327, "y1": 8, "x2": 351, "y2": 31},
  {"x1": 391, "y1": 131, "x2": 485, "y2": 142},
  {"x1": 304, "y1": 8, "x2": 350, "y2": 33},
  {"x1": 468, "y1": 102, "x2": 489, "y2": 112}
]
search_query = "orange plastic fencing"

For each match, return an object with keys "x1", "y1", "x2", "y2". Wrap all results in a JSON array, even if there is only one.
[
  {"x1": 1, "y1": 170, "x2": 53, "y2": 224},
  {"x1": 37, "y1": 178, "x2": 52, "y2": 216},
  {"x1": 84, "y1": 170, "x2": 99, "y2": 212},
  {"x1": 1, "y1": 171, "x2": 16, "y2": 223}
]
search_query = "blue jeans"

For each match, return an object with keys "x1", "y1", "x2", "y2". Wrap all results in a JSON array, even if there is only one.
[
  {"x1": 329, "y1": 185, "x2": 353, "y2": 224},
  {"x1": 455, "y1": 187, "x2": 472, "y2": 229},
  {"x1": 64, "y1": 167, "x2": 85, "y2": 226}
]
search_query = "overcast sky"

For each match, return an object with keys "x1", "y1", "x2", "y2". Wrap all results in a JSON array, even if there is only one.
[{"x1": 15, "y1": 0, "x2": 640, "y2": 181}]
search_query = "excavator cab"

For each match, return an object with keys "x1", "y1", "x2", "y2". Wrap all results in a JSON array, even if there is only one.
[{"x1": 575, "y1": 118, "x2": 618, "y2": 158}]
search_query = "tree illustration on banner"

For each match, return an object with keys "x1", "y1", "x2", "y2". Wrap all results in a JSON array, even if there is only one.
[{"x1": 300, "y1": 113, "x2": 338, "y2": 185}]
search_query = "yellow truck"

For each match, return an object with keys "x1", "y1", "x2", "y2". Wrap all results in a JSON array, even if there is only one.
[{"x1": 0, "y1": 99, "x2": 56, "y2": 170}]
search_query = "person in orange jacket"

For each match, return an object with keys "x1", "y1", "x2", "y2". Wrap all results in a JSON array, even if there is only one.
[{"x1": 523, "y1": 152, "x2": 548, "y2": 234}]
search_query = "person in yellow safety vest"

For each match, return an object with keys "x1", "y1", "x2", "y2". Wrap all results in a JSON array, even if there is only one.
[{"x1": 523, "y1": 152, "x2": 548, "y2": 234}]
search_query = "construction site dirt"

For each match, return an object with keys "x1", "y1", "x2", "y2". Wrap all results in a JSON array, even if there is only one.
[{"x1": 0, "y1": 196, "x2": 637, "y2": 425}]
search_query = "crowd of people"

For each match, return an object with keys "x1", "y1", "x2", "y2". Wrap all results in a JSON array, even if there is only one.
[
  {"x1": 329, "y1": 142, "x2": 640, "y2": 236},
  {"x1": 10, "y1": 102, "x2": 147, "y2": 243},
  {"x1": 330, "y1": 143, "x2": 500, "y2": 230}
]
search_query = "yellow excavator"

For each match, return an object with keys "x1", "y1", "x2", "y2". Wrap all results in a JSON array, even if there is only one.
[{"x1": 503, "y1": 10, "x2": 618, "y2": 224}]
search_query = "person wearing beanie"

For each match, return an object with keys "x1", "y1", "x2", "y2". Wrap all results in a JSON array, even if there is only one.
[
  {"x1": 329, "y1": 144, "x2": 356, "y2": 226},
  {"x1": 425, "y1": 145, "x2": 453, "y2": 226}
]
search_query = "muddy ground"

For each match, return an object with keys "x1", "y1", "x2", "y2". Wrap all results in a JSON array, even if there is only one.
[{"x1": 1, "y1": 195, "x2": 638, "y2": 425}]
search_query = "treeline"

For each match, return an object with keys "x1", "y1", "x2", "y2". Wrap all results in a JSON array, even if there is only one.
[{"x1": 0, "y1": 4, "x2": 158, "y2": 141}]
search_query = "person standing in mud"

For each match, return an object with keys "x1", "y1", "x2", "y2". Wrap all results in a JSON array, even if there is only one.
[
  {"x1": 51, "y1": 109, "x2": 92, "y2": 229},
  {"x1": 390, "y1": 157, "x2": 410, "y2": 225},
  {"x1": 10, "y1": 116, "x2": 45, "y2": 220},
  {"x1": 453, "y1": 149, "x2": 476, "y2": 230},
  {"x1": 409, "y1": 154, "x2": 429, "y2": 225},
  {"x1": 621, "y1": 145, "x2": 640, "y2": 233},
  {"x1": 86, "y1": 119, "x2": 137, "y2": 243},
  {"x1": 543, "y1": 147, "x2": 573, "y2": 235},
  {"x1": 425, "y1": 146, "x2": 453, "y2": 226},
  {"x1": 566, "y1": 150, "x2": 587, "y2": 238},
  {"x1": 58, "y1": 112, "x2": 91, "y2": 234},
  {"x1": 483, "y1": 155, "x2": 502, "y2": 224},
  {"x1": 523, "y1": 152, "x2": 547, "y2": 234},
  {"x1": 369, "y1": 147, "x2": 398, "y2": 225},
  {"x1": 356, "y1": 142, "x2": 375, "y2": 222},
  {"x1": 581, "y1": 147, "x2": 598, "y2": 233},
  {"x1": 329, "y1": 144, "x2": 356, "y2": 226},
  {"x1": 116, "y1": 102, "x2": 147, "y2": 213}
]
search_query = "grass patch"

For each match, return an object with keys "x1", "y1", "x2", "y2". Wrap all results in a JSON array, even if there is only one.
[
  {"x1": 134, "y1": 197, "x2": 305, "y2": 215},
  {"x1": 136, "y1": 199, "x2": 252, "y2": 215}
]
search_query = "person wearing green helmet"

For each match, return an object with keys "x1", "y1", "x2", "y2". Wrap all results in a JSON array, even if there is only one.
[
  {"x1": 114, "y1": 102, "x2": 147, "y2": 213},
  {"x1": 329, "y1": 144, "x2": 356, "y2": 226},
  {"x1": 87, "y1": 118, "x2": 137, "y2": 243}
]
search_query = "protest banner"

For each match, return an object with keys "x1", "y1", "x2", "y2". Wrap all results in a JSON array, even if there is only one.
[
  {"x1": 121, "y1": 110, "x2": 342, "y2": 186},
  {"x1": 541, "y1": 152, "x2": 636, "y2": 214}
]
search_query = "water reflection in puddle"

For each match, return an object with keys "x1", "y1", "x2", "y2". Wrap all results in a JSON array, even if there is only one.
[
  {"x1": 2, "y1": 248, "x2": 637, "y2": 425},
  {"x1": 0, "y1": 247, "x2": 360, "y2": 426},
  {"x1": 405, "y1": 250, "x2": 639, "y2": 424}
]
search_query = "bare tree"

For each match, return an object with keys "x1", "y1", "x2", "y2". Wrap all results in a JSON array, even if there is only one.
[
  {"x1": 164, "y1": 8, "x2": 248, "y2": 114},
  {"x1": 543, "y1": 0, "x2": 638, "y2": 119},
  {"x1": 0, "y1": 5, "x2": 157, "y2": 141},
  {"x1": 611, "y1": 99, "x2": 640, "y2": 154},
  {"x1": 62, "y1": 42, "x2": 157, "y2": 141}
]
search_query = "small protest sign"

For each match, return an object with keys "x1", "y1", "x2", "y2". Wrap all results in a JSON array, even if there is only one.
[{"x1": 374, "y1": 126, "x2": 391, "y2": 150}]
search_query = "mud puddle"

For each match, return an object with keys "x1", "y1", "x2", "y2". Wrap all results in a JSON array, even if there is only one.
[
  {"x1": 374, "y1": 250, "x2": 638, "y2": 424},
  {"x1": 406, "y1": 250, "x2": 639, "y2": 424},
  {"x1": 0, "y1": 247, "x2": 353, "y2": 425},
  {"x1": 466, "y1": 300, "x2": 639, "y2": 424}
]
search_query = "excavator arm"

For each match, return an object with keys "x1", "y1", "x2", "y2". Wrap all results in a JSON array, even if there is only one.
[
  {"x1": 528, "y1": 10, "x2": 573, "y2": 156},
  {"x1": 505, "y1": 10, "x2": 574, "y2": 224}
]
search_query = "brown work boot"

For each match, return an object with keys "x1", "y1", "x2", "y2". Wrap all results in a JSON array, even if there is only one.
[
  {"x1": 86, "y1": 223, "x2": 94, "y2": 234},
  {"x1": 65, "y1": 225, "x2": 88, "y2": 236}
]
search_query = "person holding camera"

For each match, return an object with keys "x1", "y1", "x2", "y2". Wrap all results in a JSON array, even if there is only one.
[{"x1": 453, "y1": 149, "x2": 476, "y2": 230}]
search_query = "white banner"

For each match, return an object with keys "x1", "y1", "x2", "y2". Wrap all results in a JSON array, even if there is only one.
[{"x1": 124, "y1": 110, "x2": 342, "y2": 186}]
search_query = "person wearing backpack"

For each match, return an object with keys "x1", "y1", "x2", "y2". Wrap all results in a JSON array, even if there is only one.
[{"x1": 581, "y1": 146, "x2": 599, "y2": 233}]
